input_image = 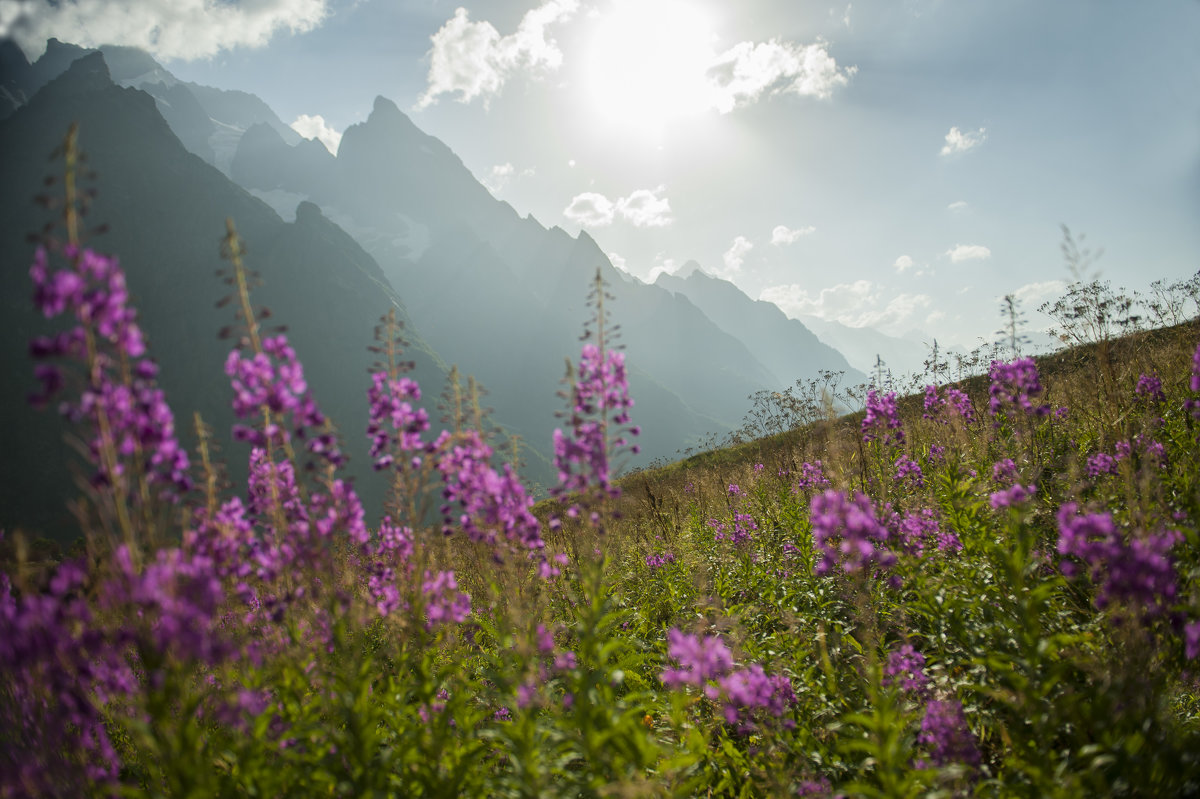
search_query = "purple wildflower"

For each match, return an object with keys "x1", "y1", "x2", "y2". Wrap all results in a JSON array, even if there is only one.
[
  {"x1": 795, "y1": 460, "x2": 831, "y2": 492},
  {"x1": 422, "y1": 570, "x2": 472, "y2": 628},
  {"x1": 1135, "y1": 373, "x2": 1166, "y2": 404},
  {"x1": 366, "y1": 371, "x2": 429, "y2": 469},
  {"x1": 225, "y1": 334, "x2": 343, "y2": 465},
  {"x1": 552, "y1": 343, "x2": 638, "y2": 502},
  {"x1": 924, "y1": 385, "x2": 975, "y2": 425},
  {"x1": 28, "y1": 245, "x2": 191, "y2": 498},
  {"x1": 1086, "y1": 452, "x2": 1119, "y2": 478},
  {"x1": 1056, "y1": 503, "x2": 1180, "y2": 617},
  {"x1": 862, "y1": 389, "x2": 904, "y2": 446},
  {"x1": 989, "y1": 483, "x2": 1036, "y2": 510},
  {"x1": 893, "y1": 508, "x2": 957, "y2": 555},
  {"x1": 893, "y1": 454, "x2": 924, "y2": 489},
  {"x1": 1186, "y1": 621, "x2": 1200, "y2": 661},
  {"x1": 1191, "y1": 342, "x2": 1200, "y2": 393},
  {"x1": 988, "y1": 357, "x2": 1050, "y2": 421},
  {"x1": 646, "y1": 551, "x2": 676, "y2": 571},
  {"x1": 918, "y1": 698, "x2": 980, "y2": 768},
  {"x1": 660, "y1": 628, "x2": 734, "y2": 687},
  {"x1": 810, "y1": 490, "x2": 896, "y2": 576},
  {"x1": 435, "y1": 429, "x2": 543, "y2": 551},
  {"x1": 711, "y1": 664, "x2": 796, "y2": 727},
  {"x1": 883, "y1": 644, "x2": 929, "y2": 695},
  {"x1": 991, "y1": 458, "x2": 1018, "y2": 486}
]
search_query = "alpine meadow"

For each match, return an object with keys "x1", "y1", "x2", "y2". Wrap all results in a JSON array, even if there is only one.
[{"x1": 2, "y1": 3, "x2": 1200, "y2": 797}]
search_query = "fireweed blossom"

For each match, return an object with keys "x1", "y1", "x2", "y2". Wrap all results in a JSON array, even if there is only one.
[
  {"x1": 918, "y1": 698, "x2": 981, "y2": 769},
  {"x1": 1135, "y1": 373, "x2": 1166, "y2": 405},
  {"x1": 862, "y1": 389, "x2": 904, "y2": 446},
  {"x1": 883, "y1": 644, "x2": 929, "y2": 695},
  {"x1": 1056, "y1": 503, "x2": 1181, "y2": 618},
  {"x1": 551, "y1": 343, "x2": 639, "y2": 522},
  {"x1": 1186, "y1": 342, "x2": 1200, "y2": 429},
  {"x1": 361, "y1": 517, "x2": 413, "y2": 616},
  {"x1": 893, "y1": 454, "x2": 924, "y2": 490},
  {"x1": 0, "y1": 556, "x2": 129, "y2": 793},
  {"x1": 660, "y1": 628, "x2": 794, "y2": 729},
  {"x1": 794, "y1": 460, "x2": 831, "y2": 492},
  {"x1": 225, "y1": 334, "x2": 343, "y2": 465},
  {"x1": 890, "y1": 507, "x2": 960, "y2": 555},
  {"x1": 988, "y1": 357, "x2": 1051, "y2": 422},
  {"x1": 435, "y1": 428, "x2": 543, "y2": 552},
  {"x1": 923, "y1": 385, "x2": 975, "y2": 425},
  {"x1": 991, "y1": 458, "x2": 1019, "y2": 486},
  {"x1": 712, "y1": 665, "x2": 796, "y2": 728},
  {"x1": 28, "y1": 245, "x2": 191, "y2": 498},
  {"x1": 646, "y1": 552, "x2": 675, "y2": 571},
  {"x1": 1086, "y1": 452, "x2": 1119, "y2": 478},
  {"x1": 989, "y1": 483, "x2": 1037, "y2": 510},
  {"x1": 366, "y1": 371, "x2": 430, "y2": 469},
  {"x1": 810, "y1": 490, "x2": 896, "y2": 576},
  {"x1": 422, "y1": 570, "x2": 472, "y2": 628},
  {"x1": 660, "y1": 629, "x2": 734, "y2": 687}
]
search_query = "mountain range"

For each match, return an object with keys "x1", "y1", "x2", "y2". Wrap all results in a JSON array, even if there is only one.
[{"x1": 2, "y1": 39, "x2": 880, "y2": 540}]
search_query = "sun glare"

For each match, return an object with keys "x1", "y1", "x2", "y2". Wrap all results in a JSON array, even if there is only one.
[{"x1": 582, "y1": 0, "x2": 717, "y2": 140}]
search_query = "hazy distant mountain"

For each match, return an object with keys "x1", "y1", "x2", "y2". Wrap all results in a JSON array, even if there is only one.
[
  {"x1": 656, "y1": 265, "x2": 866, "y2": 388},
  {"x1": 0, "y1": 52, "x2": 447, "y2": 540},
  {"x1": 0, "y1": 39, "x2": 301, "y2": 173},
  {"x1": 231, "y1": 94, "x2": 788, "y2": 471}
]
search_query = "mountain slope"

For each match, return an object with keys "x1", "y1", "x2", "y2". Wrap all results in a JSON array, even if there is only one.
[
  {"x1": 0, "y1": 53, "x2": 447, "y2": 540},
  {"x1": 232, "y1": 95, "x2": 785, "y2": 467},
  {"x1": 656, "y1": 266, "x2": 867, "y2": 388}
]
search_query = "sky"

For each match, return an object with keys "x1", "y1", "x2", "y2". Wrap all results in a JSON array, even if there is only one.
[{"x1": 5, "y1": 0, "x2": 1199, "y2": 350}]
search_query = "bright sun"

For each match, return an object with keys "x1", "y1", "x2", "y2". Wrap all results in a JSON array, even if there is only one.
[{"x1": 582, "y1": 0, "x2": 717, "y2": 139}]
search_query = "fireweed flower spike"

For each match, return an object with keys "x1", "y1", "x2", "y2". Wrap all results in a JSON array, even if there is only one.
[
  {"x1": 862, "y1": 389, "x2": 904, "y2": 446},
  {"x1": 1056, "y1": 503, "x2": 1181, "y2": 618},
  {"x1": 435, "y1": 428, "x2": 543, "y2": 552},
  {"x1": 28, "y1": 245, "x2": 192, "y2": 512},
  {"x1": 988, "y1": 357, "x2": 1051, "y2": 421},
  {"x1": 810, "y1": 489, "x2": 896, "y2": 576},
  {"x1": 551, "y1": 270, "x2": 639, "y2": 526}
]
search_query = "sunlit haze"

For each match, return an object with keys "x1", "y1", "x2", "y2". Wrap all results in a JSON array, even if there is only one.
[{"x1": 6, "y1": 0, "x2": 1198, "y2": 353}]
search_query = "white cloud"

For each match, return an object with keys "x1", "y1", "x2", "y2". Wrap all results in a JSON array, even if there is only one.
[
  {"x1": 940, "y1": 126, "x2": 987, "y2": 156},
  {"x1": 562, "y1": 186, "x2": 672, "y2": 228},
  {"x1": 290, "y1": 114, "x2": 341, "y2": 154},
  {"x1": 616, "y1": 186, "x2": 672, "y2": 227},
  {"x1": 608, "y1": 252, "x2": 628, "y2": 272},
  {"x1": 483, "y1": 162, "x2": 526, "y2": 193},
  {"x1": 946, "y1": 200, "x2": 969, "y2": 213},
  {"x1": 418, "y1": 0, "x2": 578, "y2": 108},
  {"x1": 771, "y1": 224, "x2": 815, "y2": 245},
  {"x1": 1012, "y1": 280, "x2": 1066, "y2": 306},
  {"x1": 759, "y1": 280, "x2": 931, "y2": 332},
  {"x1": 563, "y1": 192, "x2": 615, "y2": 227},
  {"x1": 707, "y1": 38, "x2": 856, "y2": 114},
  {"x1": 894, "y1": 255, "x2": 914, "y2": 273},
  {"x1": 946, "y1": 244, "x2": 991, "y2": 263},
  {"x1": 2, "y1": 0, "x2": 328, "y2": 61},
  {"x1": 717, "y1": 236, "x2": 753, "y2": 278}
]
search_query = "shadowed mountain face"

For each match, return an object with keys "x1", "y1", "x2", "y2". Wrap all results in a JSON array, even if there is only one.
[{"x1": 0, "y1": 53, "x2": 447, "y2": 541}]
